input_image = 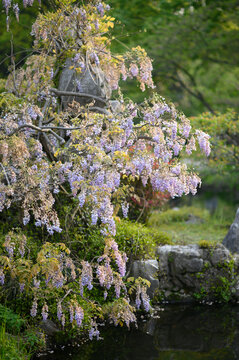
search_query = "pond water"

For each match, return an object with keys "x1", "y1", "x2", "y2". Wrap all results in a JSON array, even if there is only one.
[{"x1": 37, "y1": 304, "x2": 239, "y2": 360}]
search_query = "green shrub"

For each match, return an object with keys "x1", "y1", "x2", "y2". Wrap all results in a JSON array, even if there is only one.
[
  {"x1": 115, "y1": 219, "x2": 172, "y2": 259},
  {"x1": 24, "y1": 329, "x2": 46, "y2": 352},
  {"x1": 0, "y1": 305, "x2": 25, "y2": 334},
  {"x1": 212, "y1": 276, "x2": 233, "y2": 302},
  {"x1": 147, "y1": 206, "x2": 210, "y2": 227}
]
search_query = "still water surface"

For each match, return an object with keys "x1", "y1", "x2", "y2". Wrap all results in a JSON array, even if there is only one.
[{"x1": 38, "y1": 304, "x2": 239, "y2": 360}]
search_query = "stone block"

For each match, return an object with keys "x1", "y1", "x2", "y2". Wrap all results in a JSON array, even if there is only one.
[{"x1": 131, "y1": 260, "x2": 159, "y2": 298}]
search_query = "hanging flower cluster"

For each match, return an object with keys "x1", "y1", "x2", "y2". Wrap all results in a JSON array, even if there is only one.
[{"x1": 0, "y1": 232, "x2": 135, "y2": 331}]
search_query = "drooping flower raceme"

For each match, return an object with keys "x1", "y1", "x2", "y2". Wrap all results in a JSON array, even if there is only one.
[
  {"x1": 30, "y1": 299, "x2": 38, "y2": 317},
  {"x1": 0, "y1": 269, "x2": 5, "y2": 286},
  {"x1": 41, "y1": 303, "x2": 48, "y2": 321}
]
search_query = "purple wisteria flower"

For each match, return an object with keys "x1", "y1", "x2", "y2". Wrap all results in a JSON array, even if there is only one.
[
  {"x1": 141, "y1": 289, "x2": 150, "y2": 312},
  {"x1": 42, "y1": 304, "x2": 48, "y2": 321},
  {"x1": 96, "y1": 3, "x2": 104, "y2": 17},
  {"x1": 75, "y1": 305, "x2": 84, "y2": 327},
  {"x1": 173, "y1": 142, "x2": 180, "y2": 156},
  {"x1": 0, "y1": 270, "x2": 5, "y2": 286},
  {"x1": 13, "y1": 3, "x2": 20, "y2": 21},
  {"x1": 89, "y1": 322, "x2": 100, "y2": 340},
  {"x1": 3, "y1": 0, "x2": 11, "y2": 15},
  {"x1": 19, "y1": 282, "x2": 25, "y2": 293},
  {"x1": 33, "y1": 277, "x2": 40, "y2": 288},
  {"x1": 52, "y1": 272, "x2": 64, "y2": 289},
  {"x1": 78, "y1": 192, "x2": 86, "y2": 207},
  {"x1": 114, "y1": 282, "x2": 121, "y2": 298},
  {"x1": 196, "y1": 130, "x2": 211, "y2": 157},
  {"x1": 30, "y1": 299, "x2": 38, "y2": 317},
  {"x1": 79, "y1": 8, "x2": 86, "y2": 20},
  {"x1": 121, "y1": 202, "x2": 129, "y2": 218},
  {"x1": 23, "y1": 214, "x2": 30, "y2": 226},
  {"x1": 61, "y1": 314, "x2": 65, "y2": 327},
  {"x1": 80, "y1": 261, "x2": 93, "y2": 294},
  {"x1": 91, "y1": 210, "x2": 98, "y2": 225},
  {"x1": 171, "y1": 165, "x2": 181, "y2": 176},
  {"x1": 94, "y1": 19, "x2": 99, "y2": 30},
  {"x1": 69, "y1": 304, "x2": 74, "y2": 323},
  {"x1": 23, "y1": 0, "x2": 34, "y2": 7},
  {"x1": 171, "y1": 122, "x2": 177, "y2": 140},
  {"x1": 135, "y1": 293, "x2": 141, "y2": 309},
  {"x1": 182, "y1": 124, "x2": 191, "y2": 138},
  {"x1": 28, "y1": 106, "x2": 38, "y2": 120},
  {"x1": 90, "y1": 52, "x2": 100, "y2": 66},
  {"x1": 5, "y1": 244, "x2": 14, "y2": 258},
  {"x1": 76, "y1": 80, "x2": 83, "y2": 92},
  {"x1": 115, "y1": 252, "x2": 126, "y2": 277},
  {"x1": 57, "y1": 302, "x2": 62, "y2": 321},
  {"x1": 130, "y1": 64, "x2": 139, "y2": 77},
  {"x1": 19, "y1": 242, "x2": 26, "y2": 258}
]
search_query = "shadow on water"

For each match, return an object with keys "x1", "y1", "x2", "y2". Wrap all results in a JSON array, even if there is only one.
[{"x1": 37, "y1": 304, "x2": 239, "y2": 360}]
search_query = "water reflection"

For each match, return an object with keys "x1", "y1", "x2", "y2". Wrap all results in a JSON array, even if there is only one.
[{"x1": 39, "y1": 304, "x2": 239, "y2": 360}]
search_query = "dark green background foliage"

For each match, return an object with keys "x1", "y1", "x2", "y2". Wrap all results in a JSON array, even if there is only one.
[{"x1": 109, "y1": 0, "x2": 239, "y2": 115}]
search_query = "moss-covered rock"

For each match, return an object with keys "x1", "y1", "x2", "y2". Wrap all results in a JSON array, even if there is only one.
[{"x1": 154, "y1": 244, "x2": 239, "y2": 304}]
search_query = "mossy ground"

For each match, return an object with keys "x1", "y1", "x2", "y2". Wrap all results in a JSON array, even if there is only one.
[
  {"x1": 147, "y1": 200, "x2": 236, "y2": 246},
  {"x1": 151, "y1": 222, "x2": 227, "y2": 245}
]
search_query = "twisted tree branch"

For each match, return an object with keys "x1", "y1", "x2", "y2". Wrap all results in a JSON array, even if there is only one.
[{"x1": 50, "y1": 88, "x2": 107, "y2": 105}]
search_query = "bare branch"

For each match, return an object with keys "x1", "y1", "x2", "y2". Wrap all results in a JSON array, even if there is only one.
[
  {"x1": 0, "y1": 163, "x2": 10, "y2": 186},
  {"x1": 60, "y1": 289, "x2": 73, "y2": 303},
  {"x1": 42, "y1": 124, "x2": 94, "y2": 131},
  {"x1": 40, "y1": 133, "x2": 55, "y2": 161},
  {"x1": 90, "y1": 106, "x2": 110, "y2": 115},
  {"x1": 8, "y1": 124, "x2": 65, "y2": 144},
  {"x1": 165, "y1": 73, "x2": 215, "y2": 114},
  {"x1": 43, "y1": 117, "x2": 55, "y2": 125},
  {"x1": 137, "y1": 135, "x2": 158, "y2": 142},
  {"x1": 50, "y1": 88, "x2": 107, "y2": 105}
]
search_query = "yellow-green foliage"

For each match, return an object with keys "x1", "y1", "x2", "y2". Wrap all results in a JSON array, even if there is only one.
[
  {"x1": 115, "y1": 219, "x2": 172, "y2": 259},
  {"x1": 147, "y1": 206, "x2": 209, "y2": 227},
  {"x1": 0, "y1": 92, "x2": 24, "y2": 113}
]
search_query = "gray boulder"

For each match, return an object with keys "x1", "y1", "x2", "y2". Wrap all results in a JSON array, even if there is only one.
[
  {"x1": 210, "y1": 244, "x2": 230, "y2": 266},
  {"x1": 156, "y1": 244, "x2": 203, "y2": 273},
  {"x1": 131, "y1": 260, "x2": 159, "y2": 298},
  {"x1": 156, "y1": 245, "x2": 204, "y2": 292},
  {"x1": 223, "y1": 208, "x2": 239, "y2": 253},
  {"x1": 40, "y1": 319, "x2": 59, "y2": 336},
  {"x1": 185, "y1": 214, "x2": 204, "y2": 224}
]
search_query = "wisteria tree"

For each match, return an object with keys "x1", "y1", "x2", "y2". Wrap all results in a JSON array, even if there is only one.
[{"x1": 0, "y1": 0, "x2": 210, "y2": 337}]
